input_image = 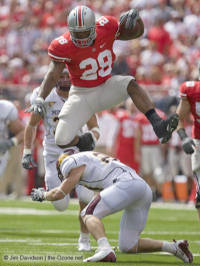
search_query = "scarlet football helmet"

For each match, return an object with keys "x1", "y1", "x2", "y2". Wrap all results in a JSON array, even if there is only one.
[{"x1": 67, "y1": 5, "x2": 96, "y2": 48}]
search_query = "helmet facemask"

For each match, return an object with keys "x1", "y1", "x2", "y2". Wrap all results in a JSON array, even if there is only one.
[{"x1": 69, "y1": 27, "x2": 96, "y2": 48}]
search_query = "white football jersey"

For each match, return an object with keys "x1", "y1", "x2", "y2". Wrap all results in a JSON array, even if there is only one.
[
  {"x1": 60, "y1": 151, "x2": 141, "y2": 190},
  {"x1": 0, "y1": 100, "x2": 18, "y2": 142},
  {"x1": 31, "y1": 88, "x2": 84, "y2": 156}
]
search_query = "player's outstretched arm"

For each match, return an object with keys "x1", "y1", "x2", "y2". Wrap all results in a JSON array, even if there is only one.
[
  {"x1": 38, "y1": 60, "x2": 65, "y2": 99},
  {"x1": 26, "y1": 61, "x2": 65, "y2": 117},
  {"x1": 31, "y1": 165, "x2": 85, "y2": 202},
  {"x1": 176, "y1": 97, "x2": 195, "y2": 154},
  {"x1": 0, "y1": 118, "x2": 24, "y2": 154},
  {"x1": 22, "y1": 113, "x2": 41, "y2": 169}
]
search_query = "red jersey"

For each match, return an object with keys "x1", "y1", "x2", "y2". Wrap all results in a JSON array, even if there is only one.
[
  {"x1": 135, "y1": 109, "x2": 166, "y2": 145},
  {"x1": 179, "y1": 81, "x2": 200, "y2": 139},
  {"x1": 114, "y1": 109, "x2": 139, "y2": 171},
  {"x1": 48, "y1": 16, "x2": 119, "y2": 87}
]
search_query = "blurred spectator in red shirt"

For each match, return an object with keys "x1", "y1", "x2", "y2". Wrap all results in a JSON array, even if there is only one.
[{"x1": 148, "y1": 14, "x2": 172, "y2": 55}]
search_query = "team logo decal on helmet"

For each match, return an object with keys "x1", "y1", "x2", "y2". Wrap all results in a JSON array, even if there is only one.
[{"x1": 67, "y1": 5, "x2": 96, "y2": 48}]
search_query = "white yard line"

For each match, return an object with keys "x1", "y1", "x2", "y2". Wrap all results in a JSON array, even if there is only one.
[
  {"x1": 0, "y1": 208, "x2": 78, "y2": 215},
  {"x1": 1, "y1": 228, "x2": 200, "y2": 235}
]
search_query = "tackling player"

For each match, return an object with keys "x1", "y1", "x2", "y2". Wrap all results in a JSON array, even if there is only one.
[
  {"x1": 31, "y1": 151, "x2": 193, "y2": 263},
  {"x1": 21, "y1": 70, "x2": 100, "y2": 251},
  {"x1": 176, "y1": 65, "x2": 200, "y2": 221},
  {"x1": 27, "y1": 6, "x2": 179, "y2": 149}
]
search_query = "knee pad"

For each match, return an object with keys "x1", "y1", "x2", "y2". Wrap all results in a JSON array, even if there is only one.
[{"x1": 52, "y1": 196, "x2": 69, "y2": 212}]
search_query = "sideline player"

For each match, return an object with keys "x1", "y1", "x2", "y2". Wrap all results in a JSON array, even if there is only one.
[
  {"x1": 0, "y1": 99, "x2": 24, "y2": 179},
  {"x1": 27, "y1": 6, "x2": 179, "y2": 149},
  {"x1": 21, "y1": 70, "x2": 100, "y2": 250},
  {"x1": 31, "y1": 151, "x2": 193, "y2": 263},
  {"x1": 176, "y1": 66, "x2": 200, "y2": 220}
]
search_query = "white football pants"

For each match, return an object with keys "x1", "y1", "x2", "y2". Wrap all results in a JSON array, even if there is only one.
[
  {"x1": 81, "y1": 172, "x2": 152, "y2": 252},
  {"x1": 55, "y1": 75, "x2": 133, "y2": 146}
]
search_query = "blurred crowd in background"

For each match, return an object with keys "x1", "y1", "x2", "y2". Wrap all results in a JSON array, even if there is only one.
[{"x1": 0, "y1": 0, "x2": 199, "y2": 202}]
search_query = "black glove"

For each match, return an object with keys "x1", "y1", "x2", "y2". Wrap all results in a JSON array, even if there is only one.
[
  {"x1": 0, "y1": 139, "x2": 14, "y2": 153},
  {"x1": 146, "y1": 110, "x2": 179, "y2": 144},
  {"x1": 25, "y1": 97, "x2": 46, "y2": 117},
  {"x1": 76, "y1": 132, "x2": 95, "y2": 151},
  {"x1": 22, "y1": 153, "x2": 37, "y2": 169},
  {"x1": 31, "y1": 188, "x2": 46, "y2": 202},
  {"x1": 177, "y1": 128, "x2": 195, "y2": 154},
  {"x1": 182, "y1": 137, "x2": 195, "y2": 154},
  {"x1": 119, "y1": 8, "x2": 139, "y2": 30}
]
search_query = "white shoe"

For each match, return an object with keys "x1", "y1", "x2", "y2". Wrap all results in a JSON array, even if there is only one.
[
  {"x1": 173, "y1": 240, "x2": 193, "y2": 263},
  {"x1": 83, "y1": 247, "x2": 116, "y2": 262},
  {"x1": 78, "y1": 239, "x2": 91, "y2": 251}
]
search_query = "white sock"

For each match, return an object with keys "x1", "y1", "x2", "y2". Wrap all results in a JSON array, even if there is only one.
[
  {"x1": 97, "y1": 237, "x2": 111, "y2": 249},
  {"x1": 79, "y1": 232, "x2": 90, "y2": 241},
  {"x1": 162, "y1": 241, "x2": 176, "y2": 254}
]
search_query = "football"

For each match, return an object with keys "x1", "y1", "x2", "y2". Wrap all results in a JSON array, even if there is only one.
[{"x1": 118, "y1": 18, "x2": 144, "y2": 40}]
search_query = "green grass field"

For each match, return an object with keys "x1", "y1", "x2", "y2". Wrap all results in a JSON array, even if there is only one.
[{"x1": 0, "y1": 199, "x2": 199, "y2": 266}]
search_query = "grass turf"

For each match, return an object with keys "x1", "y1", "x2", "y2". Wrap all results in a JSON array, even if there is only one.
[{"x1": 0, "y1": 199, "x2": 199, "y2": 266}]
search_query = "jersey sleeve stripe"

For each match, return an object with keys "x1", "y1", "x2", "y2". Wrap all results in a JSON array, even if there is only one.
[{"x1": 48, "y1": 52, "x2": 68, "y2": 61}]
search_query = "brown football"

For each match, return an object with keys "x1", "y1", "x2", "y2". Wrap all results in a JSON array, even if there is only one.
[{"x1": 119, "y1": 19, "x2": 144, "y2": 40}]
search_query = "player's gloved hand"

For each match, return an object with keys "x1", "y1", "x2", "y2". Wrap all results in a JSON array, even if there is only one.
[
  {"x1": 25, "y1": 97, "x2": 46, "y2": 117},
  {"x1": 182, "y1": 137, "x2": 195, "y2": 154},
  {"x1": 76, "y1": 132, "x2": 96, "y2": 151},
  {"x1": 177, "y1": 128, "x2": 195, "y2": 154},
  {"x1": 0, "y1": 139, "x2": 14, "y2": 153},
  {"x1": 21, "y1": 151, "x2": 37, "y2": 169},
  {"x1": 119, "y1": 8, "x2": 139, "y2": 30},
  {"x1": 31, "y1": 188, "x2": 46, "y2": 202},
  {"x1": 146, "y1": 110, "x2": 179, "y2": 144}
]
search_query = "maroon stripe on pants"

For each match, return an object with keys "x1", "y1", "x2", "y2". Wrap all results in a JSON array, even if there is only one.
[{"x1": 85, "y1": 194, "x2": 101, "y2": 215}]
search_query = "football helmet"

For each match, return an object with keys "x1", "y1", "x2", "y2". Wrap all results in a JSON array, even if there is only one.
[
  {"x1": 67, "y1": 5, "x2": 96, "y2": 48},
  {"x1": 56, "y1": 147, "x2": 79, "y2": 181}
]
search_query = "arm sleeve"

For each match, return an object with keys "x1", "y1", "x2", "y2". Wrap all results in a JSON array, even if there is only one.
[
  {"x1": 101, "y1": 16, "x2": 119, "y2": 40},
  {"x1": 48, "y1": 37, "x2": 70, "y2": 63},
  {"x1": 179, "y1": 83, "x2": 188, "y2": 98}
]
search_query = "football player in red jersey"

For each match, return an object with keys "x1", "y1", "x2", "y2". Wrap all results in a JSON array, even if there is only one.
[
  {"x1": 134, "y1": 109, "x2": 166, "y2": 200},
  {"x1": 114, "y1": 99, "x2": 139, "y2": 171},
  {"x1": 27, "y1": 6, "x2": 178, "y2": 150},
  {"x1": 176, "y1": 66, "x2": 200, "y2": 220}
]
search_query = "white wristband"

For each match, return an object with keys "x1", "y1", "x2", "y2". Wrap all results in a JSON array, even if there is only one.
[
  {"x1": 91, "y1": 127, "x2": 100, "y2": 136},
  {"x1": 23, "y1": 148, "x2": 32, "y2": 155},
  {"x1": 11, "y1": 137, "x2": 18, "y2": 146}
]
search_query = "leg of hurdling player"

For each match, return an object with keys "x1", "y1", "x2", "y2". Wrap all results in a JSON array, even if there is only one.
[{"x1": 127, "y1": 80, "x2": 179, "y2": 143}]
